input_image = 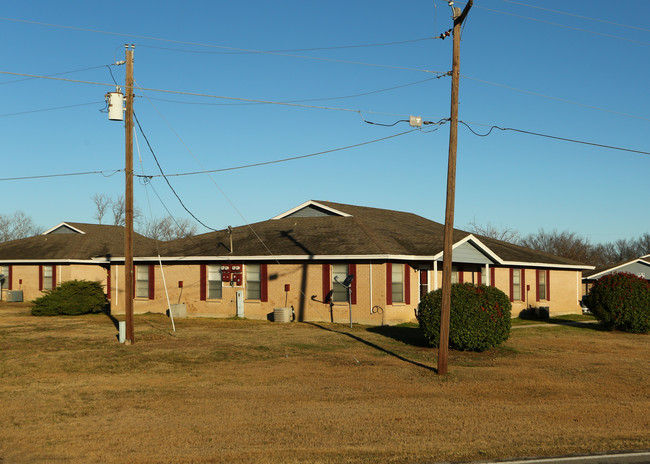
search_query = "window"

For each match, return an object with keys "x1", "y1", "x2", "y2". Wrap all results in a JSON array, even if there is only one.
[
  {"x1": 40, "y1": 265, "x2": 55, "y2": 291},
  {"x1": 537, "y1": 270, "x2": 550, "y2": 301},
  {"x1": 207, "y1": 265, "x2": 222, "y2": 299},
  {"x1": 246, "y1": 264, "x2": 261, "y2": 300},
  {"x1": 0, "y1": 265, "x2": 10, "y2": 290},
  {"x1": 332, "y1": 264, "x2": 349, "y2": 302},
  {"x1": 512, "y1": 269, "x2": 521, "y2": 301},
  {"x1": 135, "y1": 265, "x2": 149, "y2": 298},
  {"x1": 392, "y1": 264, "x2": 404, "y2": 303},
  {"x1": 451, "y1": 268, "x2": 458, "y2": 284}
]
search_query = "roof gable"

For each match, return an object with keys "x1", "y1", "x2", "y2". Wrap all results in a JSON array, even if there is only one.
[
  {"x1": 42, "y1": 222, "x2": 86, "y2": 235},
  {"x1": 586, "y1": 258, "x2": 650, "y2": 280},
  {"x1": 272, "y1": 200, "x2": 352, "y2": 219}
]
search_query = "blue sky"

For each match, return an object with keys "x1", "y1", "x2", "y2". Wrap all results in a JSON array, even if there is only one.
[{"x1": 1, "y1": 0, "x2": 648, "y2": 244}]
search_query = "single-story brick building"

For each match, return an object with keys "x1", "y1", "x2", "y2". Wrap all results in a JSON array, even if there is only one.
[{"x1": 0, "y1": 201, "x2": 594, "y2": 324}]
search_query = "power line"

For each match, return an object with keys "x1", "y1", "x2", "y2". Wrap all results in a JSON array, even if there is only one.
[
  {"x1": 0, "y1": 64, "x2": 111, "y2": 86},
  {"x1": 0, "y1": 70, "x2": 424, "y2": 119},
  {"x1": 0, "y1": 169, "x2": 123, "y2": 182},
  {"x1": 0, "y1": 16, "x2": 447, "y2": 74},
  {"x1": 139, "y1": 36, "x2": 438, "y2": 55},
  {"x1": 461, "y1": 75, "x2": 650, "y2": 123},
  {"x1": 0, "y1": 101, "x2": 103, "y2": 118},
  {"x1": 135, "y1": 129, "x2": 420, "y2": 179},
  {"x1": 498, "y1": 0, "x2": 650, "y2": 33},
  {"x1": 469, "y1": 5, "x2": 650, "y2": 46},
  {"x1": 133, "y1": 112, "x2": 217, "y2": 231},
  {"x1": 459, "y1": 120, "x2": 650, "y2": 156},
  {"x1": 142, "y1": 74, "x2": 450, "y2": 107}
]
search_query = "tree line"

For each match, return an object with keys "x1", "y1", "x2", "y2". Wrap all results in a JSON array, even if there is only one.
[
  {"x1": 0, "y1": 194, "x2": 198, "y2": 243},
  {"x1": 467, "y1": 220, "x2": 650, "y2": 269}
]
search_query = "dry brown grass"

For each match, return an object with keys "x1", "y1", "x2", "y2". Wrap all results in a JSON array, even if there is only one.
[{"x1": 1, "y1": 303, "x2": 648, "y2": 463}]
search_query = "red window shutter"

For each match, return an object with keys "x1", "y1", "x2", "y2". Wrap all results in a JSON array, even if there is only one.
[
  {"x1": 386, "y1": 263, "x2": 393, "y2": 306},
  {"x1": 39, "y1": 265, "x2": 43, "y2": 291},
  {"x1": 349, "y1": 263, "x2": 357, "y2": 305},
  {"x1": 478, "y1": 270, "x2": 482, "y2": 285},
  {"x1": 520, "y1": 268, "x2": 525, "y2": 302},
  {"x1": 200, "y1": 265, "x2": 207, "y2": 301},
  {"x1": 536, "y1": 270, "x2": 540, "y2": 302},
  {"x1": 148, "y1": 265, "x2": 155, "y2": 300},
  {"x1": 458, "y1": 270, "x2": 464, "y2": 284},
  {"x1": 508, "y1": 268, "x2": 513, "y2": 302},
  {"x1": 490, "y1": 267, "x2": 495, "y2": 287},
  {"x1": 547, "y1": 270, "x2": 551, "y2": 300},
  {"x1": 8, "y1": 265, "x2": 12, "y2": 290},
  {"x1": 405, "y1": 264, "x2": 411, "y2": 305},
  {"x1": 261, "y1": 264, "x2": 268, "y2": 302},
  {"x1": 322, "y1": 264, "x2": 331, "y2": 303}
]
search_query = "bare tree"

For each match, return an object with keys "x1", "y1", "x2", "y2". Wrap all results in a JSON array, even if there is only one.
[
  {"x1": 635, "y1": 233, "x2": 650, "y2": 257},
  {"x1": 0, "y1": 211, "x2": 43, "y2": 242},
  {"x1": 466, "y1": 220, "x2": 519, "y2": 244},
  {"x1": 92, "y1": 194, "x2": 141, "y2": 227},
  {"x1": 518, "y1": 228, "x2": 593, "y2": 264},
  {"x1": 92, "y1": 193, "x2": 111, "y2": 225},
  {"x1": 140, "y1": 216, "x2": 197, "y2": 241}
]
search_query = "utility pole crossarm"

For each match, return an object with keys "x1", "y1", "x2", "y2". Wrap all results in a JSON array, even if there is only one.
[{"x1": 454, "y1": 0, "x2": 473, "y2": 26}]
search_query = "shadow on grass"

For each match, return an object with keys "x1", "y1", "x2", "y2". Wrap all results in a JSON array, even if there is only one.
[
  {"x1": 102, "y1": 306, "x2": 120, "y2": 330},
  {"x1": 366, "y1": 324, "x2": 430, "y2": 348},
  {"x1": 307, "y1": 323, "x2": 437, "y2": 373}
]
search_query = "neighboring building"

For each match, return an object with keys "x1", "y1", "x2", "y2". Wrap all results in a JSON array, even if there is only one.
[
  {"x1": 0, "y1": 201, "x2": 594, "y2": 325},
  {"x1": 582, "y1": 254, "x2": 650, "y2": 295},
  {"x1": 0, "y1": 222, "x2": 159, "y2": 304}
]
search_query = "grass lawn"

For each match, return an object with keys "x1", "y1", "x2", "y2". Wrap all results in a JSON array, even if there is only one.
[{"x1": 1, "y1": 303, "x2": 648, "y2": 463}]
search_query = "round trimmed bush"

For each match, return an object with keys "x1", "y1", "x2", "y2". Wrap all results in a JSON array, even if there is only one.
[
  {"x1": 31, "y1": 280, "x2": 108, "y2": 316},
  {"x1": 584, "y1": 272, "x2": 650, "y2": 333},
  {"x1": 417, "y1": 283, "x2": 512, "y2": 352}
]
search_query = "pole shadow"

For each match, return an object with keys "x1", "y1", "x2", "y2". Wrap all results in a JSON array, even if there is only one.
[{"x1": 307, "y1": 322, "x2": 437, "y2": 373}]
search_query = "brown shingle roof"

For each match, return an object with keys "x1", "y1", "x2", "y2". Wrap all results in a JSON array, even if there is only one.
[
  {"x1": 161, "y1": 201, "x2": 590, "y2": 267},
  {"x1": 0, "y1": 222, "x2": 160, "y2": 261}
]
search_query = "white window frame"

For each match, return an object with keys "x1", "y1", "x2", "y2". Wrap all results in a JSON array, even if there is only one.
[
  {"x1": 207, "y1": 265, "x2": 222, "y2": 300},
  {"x1": 392, "y1": 264, "x2": 404, "y2": 304},
  {"x1": 332, "y1": 264, "x2": 349, "y2": 303},
  {"x1": 42, "y1": 265, "x2": 54, "y2": 291},
  {"x1": 246, "y1": 264, "x2": 261, "y2": 300},
  {"x1": 135, "y1": 265, "x2": 149, "y2": 299},
  {"x1": 512, "y1": 269, "x2": 522, "y2": 301}
]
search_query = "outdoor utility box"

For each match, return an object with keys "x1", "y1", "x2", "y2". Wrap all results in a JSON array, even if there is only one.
[
  {"x1": 535, "y1": 306, "x2": 550, "y2": 320},
  {"x1": 6, "y1": 291, "x2": 23, "y2": 302},
  {"x1": 169, "y1": 304, "x2": 187, "y2": 318},
  {"x1": 273, "y1": 307, "x2": 292, "y2": 323}
]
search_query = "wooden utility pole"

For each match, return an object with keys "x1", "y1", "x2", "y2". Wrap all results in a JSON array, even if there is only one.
[
  {"x1": 124, "y1": 44, "x2": 135, "y2": 344},
  {"x1": 438, "y1": 1, "x2": 472, "y2": 375}
]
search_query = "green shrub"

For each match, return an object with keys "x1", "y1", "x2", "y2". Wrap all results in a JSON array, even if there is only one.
[
  {"x1": 416, "y1": 283, "x2": 512, "y2": 352},
  {"x1": 31, "y1": 280, "x2": 108, "y2": 316},
  {"x1": 584, "y1": 272, "x2": 650, "y2": 333}
]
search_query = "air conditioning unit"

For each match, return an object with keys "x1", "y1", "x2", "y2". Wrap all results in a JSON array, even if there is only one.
[
  {"x1": 273, "y1": 307, "x2": 292, "y2": 323},
  {"x1": 6, "y1": 291, "x2": 24, "y2": 302}
]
